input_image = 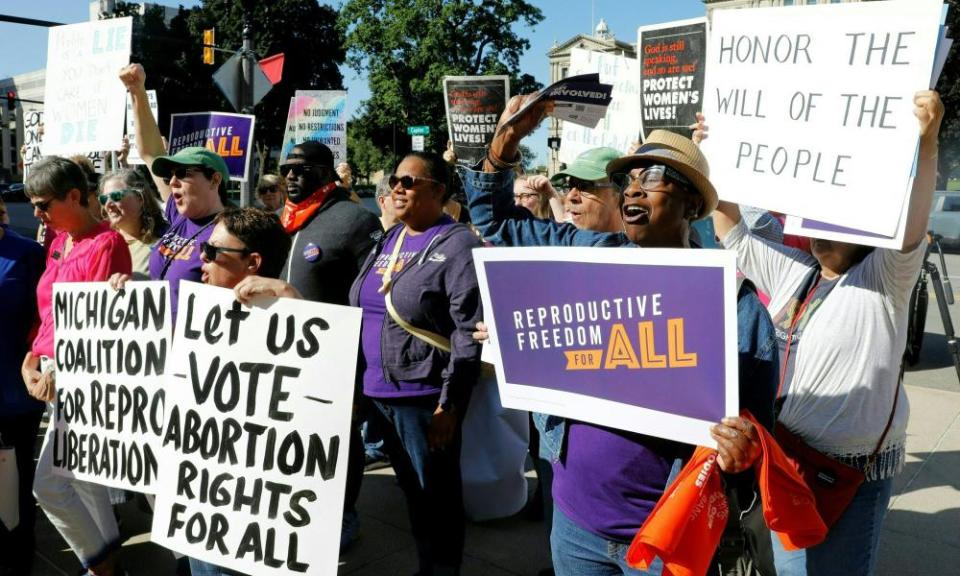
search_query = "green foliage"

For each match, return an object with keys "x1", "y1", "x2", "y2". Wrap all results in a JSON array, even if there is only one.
[
  {"x1": 340, "y1": 0, "x2": 544, "y2": 164},
  {"x1": 937, "y1": 0, "x2": 960, "y2": 186}
]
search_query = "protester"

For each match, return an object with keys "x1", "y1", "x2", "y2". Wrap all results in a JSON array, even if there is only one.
[
  {"x1": 709, "y1": 91, "x2": 944, "y2": 576},
  {"x1": 278, "y1": 140, "x2": 382, "y2": 550},
  {"x1": 99, "y1": 168, "x2": 167, "y2": 280},
  {"x1": 119, "y1": 63, "x2": 228, "y2": 320},
  {"x1": 462, "y1": 96, "x2": 778, "y2": 576},
  {"x1": 514, "y1": 174, "x2": 564, "y2": 221},
  {"x1": 255, "y1": 173, "x2": 286, "y2": 214},
  {"x1": 375, "y1": 173, "x2": 399, "y2": 230},
  {"x1": 180, "y1": 206, "x2": 297, "y2": 576},
  {"x1": 551, "y1": 147, "x2": 623, "y2": 232},
  {"x1": 349, "y1": 151, "x2": 483, "y2": 576},
  {"x1": 0, "y1": 197, "x2": 45, "y2": 575},
  {"x1": 21, "y1": 156, "x2": 132, "y2": 576}
]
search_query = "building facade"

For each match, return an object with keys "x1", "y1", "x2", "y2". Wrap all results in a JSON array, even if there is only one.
[{"x1": 546, "y1": 19, "x2": 635, "y2": 176}]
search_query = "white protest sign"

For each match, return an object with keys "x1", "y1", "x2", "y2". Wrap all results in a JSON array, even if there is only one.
[
  {"x1": 126, "y1": 90, "x2": 159, "y2": 165},
  {"x1": 23, "y1": 108, "x2": 44, "y2": 171},
  {"x1": 700, "y1": 1, "x2": 944, "y2": 236},
  {"x1": 43, "y1": 18, "x2": 132, "y2": 156},
  {"x1": 152, "y1": 283, "x2": 360, "y2": 576},
  {"x1": 293, "y1": 91, "x2": 347, "y2": 164},
  {"x1": 51, "y1": 282, "x2": 171, "y2": 492},
  {"x1": 560, "y1": 49, "x2": 641, "y2": 164}
]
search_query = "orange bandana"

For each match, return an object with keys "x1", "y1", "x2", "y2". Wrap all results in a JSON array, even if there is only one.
[{"x1": 280, "y1": 182, "x2": 337, "y2": 234}]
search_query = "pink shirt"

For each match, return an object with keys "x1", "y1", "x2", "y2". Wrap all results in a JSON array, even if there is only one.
[{"x1": 32, "y1": 221, "x2": 132, "y2": 357}]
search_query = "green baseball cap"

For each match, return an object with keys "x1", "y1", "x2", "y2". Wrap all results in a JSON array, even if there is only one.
[
  {"x1": 550, "y1": 147, "x2": 622, "y2": 185},
  {"x1": 151, "y1": 146, "x2": 230, "y2": 183}
]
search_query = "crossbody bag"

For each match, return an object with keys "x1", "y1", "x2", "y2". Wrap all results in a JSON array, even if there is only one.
[{"x1": 774, "y1": 270, "x2": 901, "y2": 529}]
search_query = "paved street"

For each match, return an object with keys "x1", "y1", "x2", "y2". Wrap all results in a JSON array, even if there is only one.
[{"x1": 6, "y1": 201, "x2": 960, "y2": 575}]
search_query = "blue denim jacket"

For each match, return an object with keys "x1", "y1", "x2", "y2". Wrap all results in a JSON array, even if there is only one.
[{"x1": 460, "y1": 166, "x2": 779, "y2": 461}]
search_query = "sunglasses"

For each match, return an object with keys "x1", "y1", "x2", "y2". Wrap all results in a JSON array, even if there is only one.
[
  {"x1": 561, "y1": 177, "x2": 618, "y2": 194},
  {"x1": 162, "y1": 166, "x2": 212, "y2": 185},
  {"x1": 279, "y1": 163, "x2": 323, "y2": 178},
  {"x1": 200, "y1": 241, "x2": 250, "y2": 261},
  {"x1": 31, "y1": 198, "x2": 56, "y2": 213},
  {"x1": 257, "y1": 186, "x2": 278, "y2": 195},
  {"x1": 388, "y1": 174, "x2": 442, "y2": 190},
  {"x1": 98, "y1": 189, "x2": 138, "y2": 204}
]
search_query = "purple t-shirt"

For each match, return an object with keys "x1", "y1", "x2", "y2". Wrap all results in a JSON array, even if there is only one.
[
  {"x1": 148, "y1": 196, "x2": 216, "y2": 320},
  {"x1": 552, "y1": 422, "x2": 691, "y2": 542},
  {"x1": 358, "y1": 224, "x2": 446, "y2": 398}
]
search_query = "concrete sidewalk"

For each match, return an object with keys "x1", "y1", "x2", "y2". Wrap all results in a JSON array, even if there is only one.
[{"x1": 22, "y1": 380, "x2": 960, "y2": 576}]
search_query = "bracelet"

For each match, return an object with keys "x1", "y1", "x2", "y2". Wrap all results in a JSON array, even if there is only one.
[{"x1": 486, "y1": 146, "x2": 522, "y2": 171}]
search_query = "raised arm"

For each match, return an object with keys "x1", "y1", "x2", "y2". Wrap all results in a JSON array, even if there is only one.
[
  {"x1": 118, "y1": 64, "x2": 170, "y2": 202},
  {"x1": 902, "y1": 90, "x2": 945, "y2": 251}
]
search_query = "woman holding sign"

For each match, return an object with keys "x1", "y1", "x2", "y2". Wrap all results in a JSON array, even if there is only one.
[
  {"x1": 709, "y1": 91, "x2": 944, "y2": 576},
  {"x1": 461, "y1": 96, "x2": 779, "y2": 576},
  {"x1": 99, "y1": 167, "x2": 167, "y2": 279},
  {"x1": 21, "y1": 156, "x2": 132, "y2": 576},
  {"x1": 349, "y1": 151, "x2": 483, "y2": 576}
]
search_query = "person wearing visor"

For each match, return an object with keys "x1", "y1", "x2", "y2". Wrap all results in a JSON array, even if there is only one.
[
  {"x1": 461, "y1": 97, "x2": 778, "y2": 576},
  {"x1": 550, "y1": 147, "x2": 622, "y2": 232},
  {"x1": 119, "y1": 63, "x2": 229, "y2": 320}
]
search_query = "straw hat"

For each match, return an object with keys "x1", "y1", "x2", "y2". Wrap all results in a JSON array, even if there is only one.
[{"x1": 605, "y1": 130, "x2": 718, "y2": 219}]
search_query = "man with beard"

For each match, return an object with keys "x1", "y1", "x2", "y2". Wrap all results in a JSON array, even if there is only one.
[
  {"x1": 277, "y1": 141, "x2": 381, "y2": 550},
  {"x1": 462, "y1": 96, "x2": 778, "y2": 576}
]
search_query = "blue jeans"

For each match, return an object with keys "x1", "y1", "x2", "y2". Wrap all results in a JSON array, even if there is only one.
[
  {"x1": 551, "y1": 506, "x2": 663, "y2": 576},
  {"x1": 772, "y1": 476, "x2": 894, "y2": 576},
  {"x1": 372, "y1": 395, "x2": 464, "y2": 576}
]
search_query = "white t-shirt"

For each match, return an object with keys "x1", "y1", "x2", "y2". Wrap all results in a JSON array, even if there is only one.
[{"x1": 722, "y1": 220, "x2": 922, "y2": 473}]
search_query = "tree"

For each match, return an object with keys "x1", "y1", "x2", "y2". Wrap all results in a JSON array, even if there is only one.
[
  {"x1": 936, "y1": 0, "x2": 960, "y2": 187},
  {"x1": 340, "y1": 0, "x2": 544, "y2": 167}
]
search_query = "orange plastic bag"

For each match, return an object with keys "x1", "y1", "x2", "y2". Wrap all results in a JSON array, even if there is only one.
[{"x1": 625, "y1": 412, "x2": 827, "y2": 576}]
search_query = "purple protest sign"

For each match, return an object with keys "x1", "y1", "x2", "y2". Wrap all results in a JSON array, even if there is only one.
[
  {"x1": 168, "y1": 112, "x2": 256, "y2": 182},
  {"x1": 474, "y1": 247, "x2": 739, "y2": 447}
]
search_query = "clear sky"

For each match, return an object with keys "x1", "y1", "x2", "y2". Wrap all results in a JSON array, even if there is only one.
[{"x1": 0, "y1": 0, "x2": 707, "y2": 164}]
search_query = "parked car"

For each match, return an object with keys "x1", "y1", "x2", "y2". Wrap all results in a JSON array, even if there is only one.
[
  {"x1": 928, "y1": 190, "x2": 960, "y2": 251},
  {"x1": 1, "y1": 182, "x2": 26, "y2": 202}
]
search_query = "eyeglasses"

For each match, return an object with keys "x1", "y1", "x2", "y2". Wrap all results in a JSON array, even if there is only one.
[
  {"x1": 279, "y1": 163, "x2": 319, "y2": 178},
  {"x1": 514, "y1": 192, "x2": 539, "y2": 201},
  {"x1": 388, "y1": 174, "x2": 442, "y2": 190},
  {"x1": 561, "y1": 176, "x2": 618, "y2": 194},
  {"x1": 200, "y1": 241, "x2": 250, "y2": 262},
  {"x1": 31, "y1": 198, "x2": 56, "y2": 213},
  {"x1": 162, "y1": 166, "x2": 211, "y2": 185},
  {"x1": 609, "y1": 165, "x2": 692, "y2": 194},
  {"x1": 98, "y1": 189, "x2": 138, "y2": 204}
]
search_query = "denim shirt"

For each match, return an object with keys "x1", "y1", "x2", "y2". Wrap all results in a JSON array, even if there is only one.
[{"x1": 460, "y1": 166, "x2": 779, "y2": 461}]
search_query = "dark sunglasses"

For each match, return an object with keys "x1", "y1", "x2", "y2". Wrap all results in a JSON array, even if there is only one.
[
  {"x1": 98, "y1": 189, "x2": 138, "y2": 204},
  {"x1": 200, "y1": 241, "x2": 250, "y2": 261},
  {"x1": 31, "y1": 198, "x2": 55, "y2": 213},
  {"x1": 279, "y1": 163, "x2": 322, "y2": 178},
  {"x1": 388, "y1": 174, "x2": 442, "y2": 190},
  {"x1": 257, "y1": 186, "x2": 278, "y2": 195},
  {"x1": 562, "y1": 176, "x2": 618, "y2": 194},
  {"x1": 162, "y1": 166, "x2": 212, "y2": 185}
]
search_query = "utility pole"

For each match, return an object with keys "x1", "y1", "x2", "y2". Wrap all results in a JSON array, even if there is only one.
[{"x1": 238, "y1": 0, "x2": 256, "y2": 207}]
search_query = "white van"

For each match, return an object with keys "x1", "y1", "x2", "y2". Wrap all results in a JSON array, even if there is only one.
[{"x1": 928, "y1": 190, "x2": 960, "y2": 250}]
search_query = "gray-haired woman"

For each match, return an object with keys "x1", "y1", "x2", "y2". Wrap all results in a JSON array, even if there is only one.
[{"x1": 99, "y1": 168, "x2": 167, "y2": 279}]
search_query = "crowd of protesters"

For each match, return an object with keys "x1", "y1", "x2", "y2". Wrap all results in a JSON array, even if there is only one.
[{"x1": 0, "y1": 53, "x2": 945, "y2": 576}]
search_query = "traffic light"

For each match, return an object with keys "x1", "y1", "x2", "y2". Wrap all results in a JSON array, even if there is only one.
[
  {"x1": 203, "y1": 28, "x2": 215, "y2": 65},
  {"x1": 5, "y1": 91, "x2": 14, "y2": 112}
]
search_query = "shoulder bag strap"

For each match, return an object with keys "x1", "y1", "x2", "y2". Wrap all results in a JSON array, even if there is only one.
[{"x1": 380, "y1": 226, "x2": 452, "y2": 353}]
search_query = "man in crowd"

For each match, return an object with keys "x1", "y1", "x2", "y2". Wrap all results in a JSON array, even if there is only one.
[
  {"x1": 375, "y1": 173, "x2": 399, "y2": 230},
  {"x1": 277, "y1": 140, "x2": 381, "y2": 549},
  {"x1": 550, "y1": 147, "x2": 622, "y2": 232}
]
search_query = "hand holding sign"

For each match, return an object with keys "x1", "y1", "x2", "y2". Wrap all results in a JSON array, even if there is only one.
[{"x1": 487, "y1": 94, "x2": 553, "y2": 170}]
